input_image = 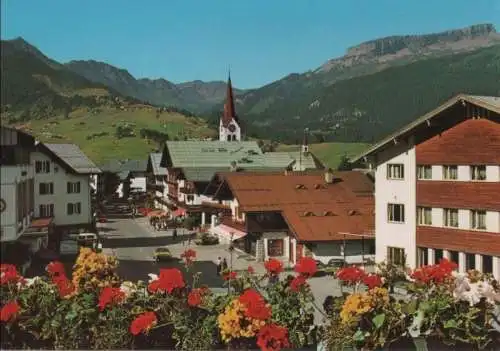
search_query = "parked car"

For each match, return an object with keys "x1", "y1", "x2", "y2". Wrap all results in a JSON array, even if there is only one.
[
  {"x1": 153, "y1": 247, "x2": 172, "y2": 262},
  {"x1": 76, "y1": 233, "x2": 98, "y2": 247}
]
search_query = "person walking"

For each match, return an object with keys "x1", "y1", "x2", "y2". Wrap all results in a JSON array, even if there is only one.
[
  {"x1": 221, "y1": 258, "x2": 228, "y2": 274},
  {"x1": 216, "y1": 257, "x2": 222, "y2": 276},
  {"x1": 173, "y1": 228, "x2": 178, "y2": 240}
]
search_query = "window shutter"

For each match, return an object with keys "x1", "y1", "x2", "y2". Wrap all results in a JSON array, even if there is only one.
[
  {"x1": 77, "y1": 182, "x2": 81, "y2": 193},
  {"x1": 39, "y1": 183, "x2": 44, "y2": 195},
  {"x1": 39, "y1": 205, "x2": 44, "y2": 217},
  {"x1": 67, "y1": 182, "x2": 71, "y2": 194},
  {"x1": 46, "y1": 161, "x2": 50, "y2": 173},
  {"x1": 67, "y1": 203, "x2": 72, "y2": 215}
]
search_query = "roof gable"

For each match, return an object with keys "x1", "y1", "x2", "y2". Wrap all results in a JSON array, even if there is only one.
[
  {"x1": 352, "y1": 94, "x2": 500, "y2": 163},
  {"x1": 416, "y1": 118, "x2": 500, "y2": 164},
  {"x1": 148, "y1": 153, "x2": 167, "y2": 176}
]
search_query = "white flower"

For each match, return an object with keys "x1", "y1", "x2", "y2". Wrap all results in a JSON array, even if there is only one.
[
  {"x1": 148, "y1": 273, "x2": 158, "y2": 282},
  {"x1": 119, "y1": 281, "x2": 136, "y2": 297}
]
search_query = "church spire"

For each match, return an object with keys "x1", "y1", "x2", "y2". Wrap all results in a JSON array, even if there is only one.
[{"x1": 222, "y1": 70, "x2": 237, "y2": 127}]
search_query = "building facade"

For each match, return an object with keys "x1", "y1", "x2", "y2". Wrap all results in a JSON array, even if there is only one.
[
  {"x1": 0, "y1": 127, "x2": 35, "y2": 243},
  {"x1": 353, "y1": 94, "x2": 500, "y2": 278},
  {"x1": 31, "y1": 143, "x2": 101, "y2": 245},
  {"x1": 205, "y1": 170, "x2": 375, "y2": 264}
]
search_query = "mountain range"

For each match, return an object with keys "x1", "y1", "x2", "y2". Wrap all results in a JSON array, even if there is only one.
[{"x1": 1, "y1": 23, "x2": 500, "y2": 145}]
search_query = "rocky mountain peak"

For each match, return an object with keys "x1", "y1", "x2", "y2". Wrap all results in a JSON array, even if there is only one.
[{"x1": 346, "y1": 23, "x2": 498, "y2": 57}]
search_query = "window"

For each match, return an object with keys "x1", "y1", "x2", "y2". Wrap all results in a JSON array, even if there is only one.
[
  {"x1": 470, "y1": 165, "x2": 486, "y2": 181},
  {"x1": 267, "y1": 239, "x2": 284, "y2": 257},
  {"x1": 449, "y1": 251, "x2": 459, "y2": 266},
  {"x1": 67, "y1": 182, "x2": 81, "y2": 194},
  {"x1": 470, "y1": 210, "x2": 486, "y2": 230},
  {"x1": 387, "y1": 247, "x2": 405, "y2": 267},
  {"x1": 387, "y1": 164, "x2": 404, "y2": 180},
  {"x1": 387, "y1": 204, "x2": 405, "y2": 223},
  {"x1": 466, "y1": 253, "x2": 475, "y2": 271},
  {"x1": 417, "y1": 207, "x2": 432, "y2": 225},
  {"x1": 434, "y1": 249, "x2": 444, "y2": 263},
  {"x1": 35, "y1": 160, "x2": 50, "y2": 173},
  {"x1": 39, "y1": 204, "x2": 54, "y2": 217},
  {"x1": 39, "y1": 182, "x2": 54, "y2": 195},
  {"x1": 186, "y1": 195, "x2": 194, "y2": 202},
  {"x1": 483, "y1": 255, "x2": 493, "y2": 274},
  {"x1": 67, "y1": 202, "x2": 81, "y2": 215},
  {"x1": 417, "y1": 165, "x2": 432, "y2": 180},
  {"x1": 443, "y1": 208, "x2": 459, "y2": 227},
  {"x1": 443, "y1": 165, "x2": 458, "y2": 180},
  {"x1": 417, "y1": 247, "x2": 428, "y2": 267}
]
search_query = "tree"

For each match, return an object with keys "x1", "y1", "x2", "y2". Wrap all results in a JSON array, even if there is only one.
[{"x1": 337, "y1": 155, "x2": 353, "y2": 171}]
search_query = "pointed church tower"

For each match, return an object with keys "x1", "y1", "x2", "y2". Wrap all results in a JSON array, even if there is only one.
[{"x1": 219, "y1": 72, "x2": 242, "y2": 141}]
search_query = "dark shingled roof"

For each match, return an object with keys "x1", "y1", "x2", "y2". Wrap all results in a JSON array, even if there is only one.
[{"x1": 42, "y1": 143, "x2": 101, "y2": 174}]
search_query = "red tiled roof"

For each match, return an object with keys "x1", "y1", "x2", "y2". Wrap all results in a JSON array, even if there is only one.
[
  {"x1": 220, "y1": 171, "x2": 374, "y2": 241},
  {"x1": 417, "y1": 181, "x2": 500, "y2": 211},
  {"x1": 416, "y1": 119, "x2": 500, "y2": 164}
]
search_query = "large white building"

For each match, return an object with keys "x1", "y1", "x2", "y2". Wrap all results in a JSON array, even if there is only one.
[
  {"x1": 0, "y1": 127, "x2": 35, "y2": 243},
  {"x1": 31, "y1": 143, "x2": 101, "y2": 243},
  {"x1": 352, "y1": 94, "x2": 500, "y2": 279}
]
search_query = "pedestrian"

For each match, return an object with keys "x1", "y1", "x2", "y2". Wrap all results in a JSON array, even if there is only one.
[
  {"x1": 173, "y1": 228, "x2": 178, "y2": 240},
  {"x1": 221, "y1": 258, "x2": 228, "y2": 274},
  {"x1": 216, "y1": 257, "x2": 222, "y2": 276}
]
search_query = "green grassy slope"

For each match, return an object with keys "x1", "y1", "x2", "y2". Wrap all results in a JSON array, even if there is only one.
[{"x1": 16, "y1": 107, "x2": 216, "y2": 165}]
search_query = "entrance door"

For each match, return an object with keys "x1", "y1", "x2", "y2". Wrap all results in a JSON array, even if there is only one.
[{"x1": 296, "y1": 243, "x2": 303, "y2": 262}]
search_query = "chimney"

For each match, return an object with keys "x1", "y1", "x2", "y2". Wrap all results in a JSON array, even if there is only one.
[
  {"x1": 229, "y1": 161, "x2": 238, "y2": 172},
  {"x1": 324, "y1": 168, "x2": 334, "y2": 184}
]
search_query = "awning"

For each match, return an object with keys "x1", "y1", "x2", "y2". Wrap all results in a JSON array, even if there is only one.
[
  {"x1": 211, "y1": 224, "x2": 247, "y2": 240},
  {"x1": 173, "y1": 208, "x2": 186, "y2": 217},
  {"x1": 148, "y1": 210, "x2": 167, "y2": 217},
  {"x1": 21, "y1": 218, "x2": 53, "y2": 237}
]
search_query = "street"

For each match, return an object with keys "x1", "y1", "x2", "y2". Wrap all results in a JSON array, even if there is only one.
[{"x1": 99, "y1": 217, "x2": 342, "y2": 324}]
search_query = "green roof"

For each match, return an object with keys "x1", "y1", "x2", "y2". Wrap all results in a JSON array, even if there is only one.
[
  {"x1": 164, "y1": 141, "x2": 265, "y2": 167},
  {"x1": 272, "y1": 151, "x2": 319, "y2": 170}
]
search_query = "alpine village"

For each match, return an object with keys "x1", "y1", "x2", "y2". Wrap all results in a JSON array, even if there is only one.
[{"x1": 1, "y1": 20, "x2": 500, "y2": 351}]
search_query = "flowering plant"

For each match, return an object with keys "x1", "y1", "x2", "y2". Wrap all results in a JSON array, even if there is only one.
[
  {"x1": 324, "y1": 265, "x2": 408, "y2": 350},
  {"x1": 406, "y1": 259, "x2": 500, "y2": 349}
]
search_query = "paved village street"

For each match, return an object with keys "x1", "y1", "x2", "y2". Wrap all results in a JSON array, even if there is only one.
[{"x1": 99, "y1": 216, "x2": 342, "y2": 324}]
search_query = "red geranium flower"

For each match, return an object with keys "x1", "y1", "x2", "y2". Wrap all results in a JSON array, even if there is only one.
[
  {"x1": 410, "y1": 258, "x2": 458, "y2": 285},
  {"x1": 223, "y1": 271, "x2": 237, "y2": 281},
  {"x1": 290, "y1": 275, "x2": 308, "y2": 292},
  {"x1": 187, "y1": 288, "x2": 204, "y2": 307},
  {"x1": 264, "y1": 259, "x2": 283, "y2": 275},
  {"x1": 46, "y1": 261, "x2": 66, "y2": 278},
  {"x1": 362, "y1": 274, "x2": 383, "y2": 290},
  {"x1": 239, "y1": 289, "x2": 272, "y2": 321},
  {"x1": 130, "y1": 311, "x2": 157, "y2": 335},
  {"x1": 98, "y1": 287, "x2": 126, "y2": 311},
  {"x1": 247, "y1": 266, "x2": 255, "y2": 274},
  {"x1": 257, "y1": 323, "x2": 290, "y2": 351},
  {"x1": 294, "y1": 257, "x2": 317, "y2": 278},
  {"x1": 0, "y1": 264, "x2": 21, "y2": 285},
  {"x1": 52, "y1": 275, "x2": 75, "y2": 298},
  {"x1": 180, "y1": 249, "x2": 196, "y2": 265},
  {"x1": 0, "y1": 301, "x2": 20, "y2": 322},
  {"x1": 336, "y1": 266, "x2": 366, "y2": 285},
  {"x1": 148, "y1": 268, "x2": 185, "y2": 294}
]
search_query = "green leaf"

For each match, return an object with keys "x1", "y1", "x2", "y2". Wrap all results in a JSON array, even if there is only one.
[
  {"x1": 404, "y1": 299, "x2": 418, "y2": 314},
  {"x1": 372, "y1": 313, "x2": 386, "y2": 329},
  {"x1": 443, "y1": 319, "x2": 458, "y2": 329},
  {"x1": 353, "y1": 329, "x2": 365, "y2": 342}
]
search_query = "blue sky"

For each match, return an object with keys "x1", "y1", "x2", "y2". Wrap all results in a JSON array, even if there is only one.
[{"x1": 2, "y1": 0, "x2": 499, "y2": 89}]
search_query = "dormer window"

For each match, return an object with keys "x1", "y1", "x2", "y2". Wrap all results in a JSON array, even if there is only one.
[
  {"x1": 295, "y1": 184, "x2": 306, "y2": 189},
  {"x1": 303, "y1": 211, "x2": 314, "y2": 217},
  {"x1": 323, "y1": 211, "x2": 334, "y2": 216}
]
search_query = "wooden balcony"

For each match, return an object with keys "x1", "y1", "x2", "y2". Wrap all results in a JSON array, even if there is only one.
[{"x1": 416, "y1": 226, "x2": 500, "y2": 256}]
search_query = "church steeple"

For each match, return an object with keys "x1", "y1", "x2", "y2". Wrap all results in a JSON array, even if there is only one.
[
  {"x1": 222, "y1": 71, "x2": 237, "y2": 127},
  {"x1": 219, "y1": 70, "x2": 241, "y2": 142}
]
